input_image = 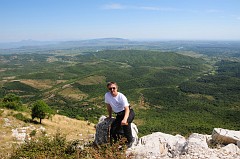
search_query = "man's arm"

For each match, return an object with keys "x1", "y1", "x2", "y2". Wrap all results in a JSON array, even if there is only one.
[
  {"x1": 106, "y1": 104, "x2": 112, "y2": 118},
  {"x1": 121, "y1": 106, "x2": 130, "y2": 125}
]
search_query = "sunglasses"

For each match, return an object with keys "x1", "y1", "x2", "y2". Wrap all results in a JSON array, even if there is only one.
[{"x1": 108, "y1": 87, "x2": 116, "y2": 90}]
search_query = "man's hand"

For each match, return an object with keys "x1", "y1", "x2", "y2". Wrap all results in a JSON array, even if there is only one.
[{"x1": 121, "y1": 119, "x2": 128, "y2": 125}]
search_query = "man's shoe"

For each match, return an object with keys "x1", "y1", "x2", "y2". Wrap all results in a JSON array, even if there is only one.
[{"x1": 126, "y1": 137, "x2": 135, "y2": 148}]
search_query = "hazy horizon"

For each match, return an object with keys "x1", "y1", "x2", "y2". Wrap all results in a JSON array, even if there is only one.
[
  {"x1": 1, "y1": 0, "x2": 240, "y2": 42},
  {"x1": 2, "y1": 38, "x2": 240, "y2": 44}
]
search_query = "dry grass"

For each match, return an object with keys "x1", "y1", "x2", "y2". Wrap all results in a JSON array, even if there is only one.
[
  {"x1": 187, "y1": 93, "x2": 215, "y2": 101},
  {"x1": 0, "y1": 109, "x2": 96, "y2": 158},
  {"x1": 58, "y1": 87, "x2": 88, "y2": 101},
  {"x1": 0, "y1": 68, "x2": 6, "y2": 72},
  {"x1": 178, "y1": 51, "x2": 204, "y2": 58},
  {"x1": 20, "y1": 79, "x2": 61, "y2": 90},
  {"x1": 2, "y1": 76, "x2": 16, "y2": 80},
  {"x1": 0, "y1": 110, "x2": 27, "y2": 158},
  {"x1": 42, "y1": 114, "x2": 95, "y2": 141},
  {"x1": 78, "y1": 75, "x2": 106, "y2": 85},
  {"x1": 56, "y1": 80, "x2": 67, "y2": 84}
]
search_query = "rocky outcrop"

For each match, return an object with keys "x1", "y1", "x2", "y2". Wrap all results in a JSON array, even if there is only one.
[
  {"x1": 94, "y1": 116, "x2": 115, "y2": 145},
  {"x1": 128, "y1": 132, "x2": 187, "y2": 158},
  {"x1": 94, "y1": 115, "x2": 138, "y2": 146},
  {"x1": 127, "y1": 129, "x2": 240, "y2": 159},
  {"x1": 94, "y1": 117, "x2": 240, "y2": 159},
  {"x1": 12, "y1": 125, "x2": 46, "y2": 142}
]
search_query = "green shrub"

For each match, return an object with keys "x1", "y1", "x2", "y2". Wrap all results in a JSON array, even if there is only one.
[
  {"x1": 10, "y1": 132, "x2": 78, "y2": 159},
  {"x1": 2, "y1": 94, "x2": 23, "y2": 111},
  {"x1": 0, "y1": 109, "x2": 3, "y2": 116},
  {"x1": 13, "y1": 113, "x2": 31, "y2": 122},
  {"x1": 76, "y1": 115, "x2": 85, "y2": 121},
  {"x1": 13, "y1": 113, "x2": 25, "y2": 121},
  {"x1": 29, "y1": 130, "x2": 37, "y2": 137},
  {"x1": 11, "y1": 131, "x2": 128, "y2": 159}
]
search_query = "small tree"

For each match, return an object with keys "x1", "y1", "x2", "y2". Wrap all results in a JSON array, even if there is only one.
[{"x1": 31, "y1": 100, "x2": 52, "y2": 124}]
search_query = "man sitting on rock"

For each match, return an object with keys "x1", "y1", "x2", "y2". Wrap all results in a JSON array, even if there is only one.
[{"x1": 104, "y1": 81, "x2": 135, "y2": 148}]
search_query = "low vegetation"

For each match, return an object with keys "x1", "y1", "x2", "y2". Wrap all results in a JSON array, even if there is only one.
[
  {"x1": 10, "y1": 132, "x2": 78, "y2": 159},
  {"x1": 10, "y1": 131, "x2": 128, "y2": 159}
]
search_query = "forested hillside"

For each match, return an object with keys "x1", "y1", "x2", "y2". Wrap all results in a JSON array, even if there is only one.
[{"x1": 1, "y1": 49, "x2": 240, "y2": 136}]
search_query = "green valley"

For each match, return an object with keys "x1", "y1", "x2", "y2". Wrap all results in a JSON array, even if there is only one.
[{"x1": 1, "y1": 43, "x2": 240, "y2": 137}]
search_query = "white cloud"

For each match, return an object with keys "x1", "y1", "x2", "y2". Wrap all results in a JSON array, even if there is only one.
[
  {"x1": 230, "y1": 14, "x2": 240, "y2": 21},
  {"x1": 102, "y1": 3, "x2": 125, "y2": 10},
  {"x1": 206, "y1": 9, "x2": 222, "y2": 13},
  {"x1": 102, "y1": 3, "x2": 178, "y2": 12},
  {"x1": 138, "y1": 6, "x2": 160, "y2": 11},
  {"x1": 138, "y1": 6, "x2": 179, "y2": 12}
]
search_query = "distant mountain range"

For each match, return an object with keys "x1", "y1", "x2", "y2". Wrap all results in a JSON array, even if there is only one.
[
  {"x1": 0, "y1": 38, "x2": 132, "y2": 49},
  {"x1": 1, "y1": 38, "x2": 240, "y2": 58},
  {"x1": 0, "y1": 39, "x2": 59, "y2": 49}
]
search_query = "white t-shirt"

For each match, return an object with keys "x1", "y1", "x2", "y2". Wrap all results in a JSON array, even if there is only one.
[{"x1": 105, "y1": 92, "x2": 130, "y2": 113}]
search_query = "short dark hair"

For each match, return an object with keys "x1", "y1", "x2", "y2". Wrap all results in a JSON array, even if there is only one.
[{"x1": 107, "y1": 81, "x2": 118, "y2": 87}]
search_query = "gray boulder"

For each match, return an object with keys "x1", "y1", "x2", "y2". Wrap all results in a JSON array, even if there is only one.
[{"x1": 94, "y1": 115, "x2": 138, "y2": 145}]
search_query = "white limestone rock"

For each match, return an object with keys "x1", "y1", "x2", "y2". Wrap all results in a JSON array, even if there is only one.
[
  {"x1": 187, "y1": 133, "x2": 209, "y2": 150},
  {"x1": 127, "y1": 129, "x2": 240, "y2": 159},
  {"x1": 128, "y1": 132, "x2": 187, "y2": 158},
  {"x1": 94, "y1": 116, "x2": 240, "y2": 159},
  {"x1": 12, "y1": 128, "x2": 25, "y2": 141},
  {"x1": 219, "y1": 143, "x2": 240, "y2": 155}
]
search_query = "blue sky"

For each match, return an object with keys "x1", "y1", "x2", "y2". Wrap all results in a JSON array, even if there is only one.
[{"x1": 1, "y1": 0, "x2": 240, "y2": 42}]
